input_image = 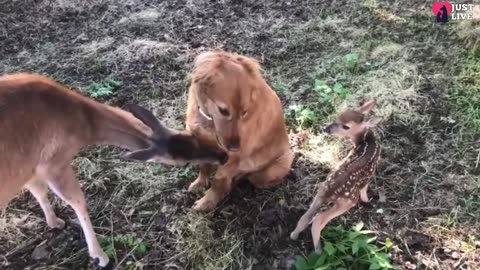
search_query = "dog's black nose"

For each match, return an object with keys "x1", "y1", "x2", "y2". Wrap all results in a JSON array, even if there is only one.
[
  {"x1": 219, "y1": 152, "x2": 229, "y2": 165},
  {"x1": 227, "y1": 138, "x2": 240, "y2": 152}
]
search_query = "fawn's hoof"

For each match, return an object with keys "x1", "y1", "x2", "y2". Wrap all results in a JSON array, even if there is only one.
[{"x1": 314, "y1": 242, "x2": 323, "y2": 255}]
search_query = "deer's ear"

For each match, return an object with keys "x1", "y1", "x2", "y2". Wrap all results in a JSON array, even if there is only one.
[
  {"x1": 126, "y1": 104, "x2": 169, "y2": 138},
  {"x1": 123, "y1": 148, "x2": 157, "y2": 162},
  {"x1": 356, "y1": 98, "x2": 376, "y2": 114},
  {"x1": 365, "y1": 117, "x2": 382, "y2": 128}
]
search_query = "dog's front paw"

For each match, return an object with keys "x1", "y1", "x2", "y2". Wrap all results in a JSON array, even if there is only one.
[
  {"x1": 188, "y1": 180, "x2": 203, "y2": 193},
  {"x1": 193, "y1": 196, "x2": 215, "y2": 211}
]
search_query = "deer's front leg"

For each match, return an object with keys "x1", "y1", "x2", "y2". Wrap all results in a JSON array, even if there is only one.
[
  {"x1": 193, "y1": 158, "x2": 238, "y2": 211},
  {"x1": 290, "y1": 194, "x2": 323, "y2": 240}
]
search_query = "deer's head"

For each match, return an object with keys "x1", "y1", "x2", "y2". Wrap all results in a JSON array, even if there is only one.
[
  {"x1": 123, "y1": 104, "x2": 228, "y2": 166},
  {"x1": 323, "y1": 98, "x2": 382, "y2": 140}
]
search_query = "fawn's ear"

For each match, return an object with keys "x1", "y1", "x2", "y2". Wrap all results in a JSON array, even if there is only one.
[
  {"x1": 126, "y1": 104, "x2": 169, "y2": 138},
  {"x1": 123, "y1": 148, "x2": 157, "y2": 162},
  {"x1": 365, "y1": 117, "x2": 382, "y2": 128},
  {"x1": 356, "y1": 98, "x2": 376, "y2": 114}
]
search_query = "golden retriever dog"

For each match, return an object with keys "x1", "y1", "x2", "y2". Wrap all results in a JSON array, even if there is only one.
[{"x1": 185, "y1": 50, "x2": 293, "y2": 211}]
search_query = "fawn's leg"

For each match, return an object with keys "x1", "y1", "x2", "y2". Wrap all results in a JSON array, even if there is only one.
[
  {"x1": 26, "y1": 178, "x2": 65, "y2": 229},
  {"x1": 249, "y1": 151, "x2": 293, "y2": 189},
  {"x1": 311, "y1": 199, "x2": 355, "y2": 253},
  {"x1": 47, "y1": 165, "x2": 109, "y2": 267},
  {"x1": 188, "y1": 164, "x2": 216, "y2": 193},
  {"x1": 290, "y1": 193, "x2": 324, "y2": 240},
  {"x1": 360, "y1": 184, "x2": 369, "y2": 203}
]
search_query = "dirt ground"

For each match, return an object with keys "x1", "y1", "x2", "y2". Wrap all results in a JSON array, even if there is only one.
[{"x1": 0, "y1": 0, "x2": 479, "y2": 269}]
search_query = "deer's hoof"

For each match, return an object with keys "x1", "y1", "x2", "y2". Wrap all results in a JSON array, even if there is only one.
[
  {"x1": 48, "y1": 217, "x2": 66, "y2": 230},
  {"x1": 92, "y1": 257, "x2": 113, "y2": 270}
]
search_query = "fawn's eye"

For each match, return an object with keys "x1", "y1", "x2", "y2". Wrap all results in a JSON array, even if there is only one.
[
  {"x1": 342, "y1": 125, "x2": 350, "y2": 130},
  {"x1": 218, "y1": 106, "x2": 230, "y2": 117},
  {"x1": 241, "y1": 110, "x2": 248, "y2": 118}
]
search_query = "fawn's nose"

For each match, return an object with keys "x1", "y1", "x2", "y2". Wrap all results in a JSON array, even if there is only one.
[{"x1": 323, "y1": 124, "x2": 334, "y2": 134}]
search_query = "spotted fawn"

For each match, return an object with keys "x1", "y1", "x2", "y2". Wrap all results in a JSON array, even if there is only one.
[{"x1": 290, "y1": 98, "x2": 382, "y2": 253}]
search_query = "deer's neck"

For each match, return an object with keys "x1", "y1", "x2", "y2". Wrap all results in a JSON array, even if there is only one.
[
  {"x1": 352, "y1": 129, "x2": 375, "y2": 146},
  {"x1": 342, "y1": 129, "x2": 379, "y2": 171}
]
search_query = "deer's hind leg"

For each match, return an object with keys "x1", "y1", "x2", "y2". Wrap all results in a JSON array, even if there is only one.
[
  {"x1": 311, "y1": 198, "x2": 355, "y2": 253},
  {"x1": 45, "y1": 164, "x2": 109, "y2": 268},
  {"x1": 25, "y1": 178, "x2": 65, "y2": 229},
  {"x1": 290, "y1": 193, "x2": 323, "y2": 240}
]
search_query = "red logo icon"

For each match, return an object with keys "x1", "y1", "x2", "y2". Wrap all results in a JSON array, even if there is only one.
[
  {"x1": 432, "y1": 2, "x2": 452, "y2": 15},
  {"x1": 432, "y1": 2, "x2": 452, "y2": 23}
]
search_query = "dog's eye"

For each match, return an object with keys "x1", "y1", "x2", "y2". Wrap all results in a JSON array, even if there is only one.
[
  {"x1": 218, "y1": 106, "x2": 230, "y2": 117},
  {"x1": 342, "y1": 125, "x2": 350, "y2": 130}
]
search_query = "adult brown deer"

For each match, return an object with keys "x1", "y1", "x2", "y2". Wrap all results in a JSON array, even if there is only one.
[
  {"x1": 0, "y1": 73, "x2": 227, "y2": 268},
  {"x1": 290, "y1": 98, "x2": 382, "y2": 253}
]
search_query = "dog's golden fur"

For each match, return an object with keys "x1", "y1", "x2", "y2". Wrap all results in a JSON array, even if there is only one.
[{"x1": 185, "y1": 50, "x2": 293, "y2": 211}]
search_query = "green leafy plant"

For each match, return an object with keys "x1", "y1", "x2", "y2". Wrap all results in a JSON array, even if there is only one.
[
  {"x1": 178, "y1": 167, "x2": 195, "y2": 178},
  {"x1": 285, "y1": 105, "x2": 318, "y2": 129},
  {"x1": 102, "y1": 234, "x2": 147, "y2": 257},
  {"x1": 313, "y1": 80, "x2": 350, "y2": 103},
  {"x1": 273, "y1": 81, "x2": 289, "y2": 95},
  {"x1": 294, "y1": 222, "x2": 397, "y2": 270},
  {"x1": 86, "y1": 78, "x2": 122, "y2": 98},
  {"x1": 343, "y1": 52, "x2": 360, "y2": 71}
]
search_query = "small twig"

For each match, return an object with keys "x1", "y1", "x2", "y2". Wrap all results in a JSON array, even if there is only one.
[
  {"x1": 383, "y1": 206, "x2": 448, "y2": 211},
  {"x1": 475, "y1": 149, "x2": 480, "y2": 169}
]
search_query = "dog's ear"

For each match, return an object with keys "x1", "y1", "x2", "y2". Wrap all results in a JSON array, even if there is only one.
[{"x1": 126, "y1": 104, "x2": 169, "y2": 138}]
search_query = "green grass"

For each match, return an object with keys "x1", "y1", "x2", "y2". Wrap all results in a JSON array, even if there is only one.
[
  {"x1": 273, "y1": 81, "x2": 289, "y2": 96},
  {"x1": 281, "y1": 52, "x2": 355, "y2": 131},
  {"x1": 102, "y1": 233, "x2": 147, "y2": 258},
  {"x1": 450, "y1": 49, "x2": 480, "y2": 133}
]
